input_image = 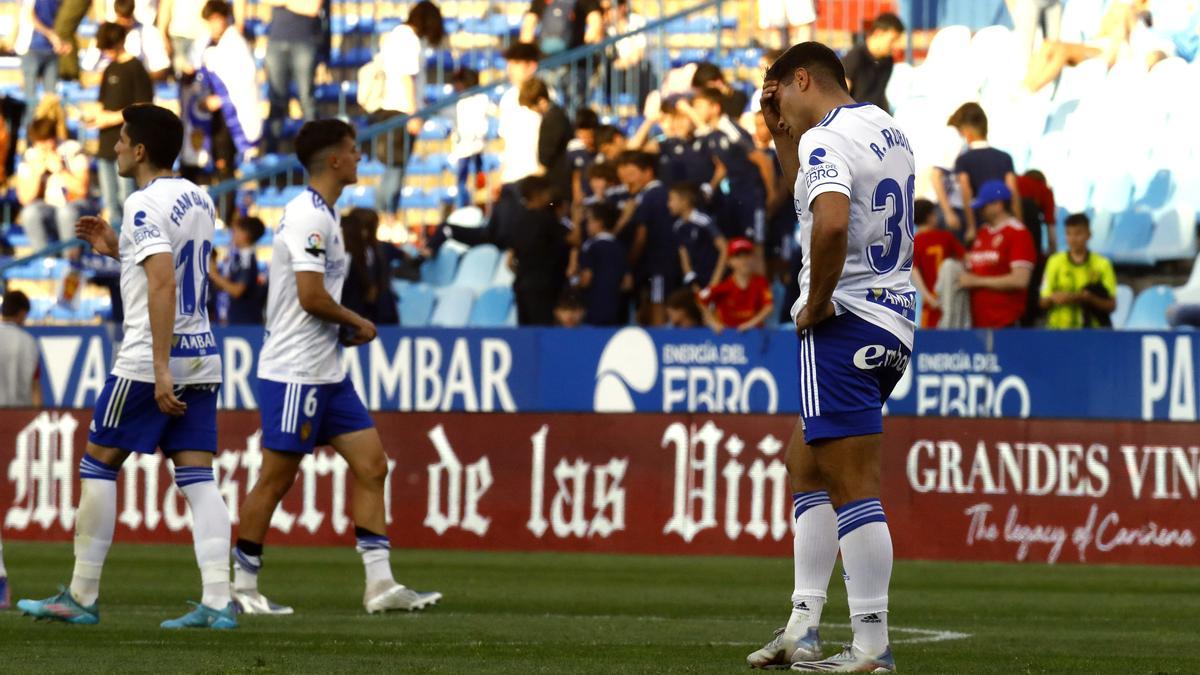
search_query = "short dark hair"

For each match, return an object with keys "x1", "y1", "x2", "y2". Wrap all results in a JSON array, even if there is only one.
[
  {"x1": 615, "y1": 150, "x2": 657, "y2": 173},
  {"x1": 665, "y1": 287, "x2": 703, "y2": 323},
  {"x1": 556, "y1": 288, "x2": 585, "y2": 310},
  {"x1": 690, "y1": 62, "x2": 726, "y2": 89},
  {"x1": 1065, "y1": 213, "x2": 1090, "y2": 229},
  {"x1": 295, "y1": 118, "x2": 356, "y2": 173},
  {"x1": 1023, "y1": 169, "x2": 1047, "y2": 184},
  {"x1": 575, "y1": 108, "x2": 599, "y2": 131},
  {"x1": 870, "y1": 12, "x2": 904, "y2": 34},
  {"x1": 764, "y1": 42, "x2": 849, "y2": 93},
  {"x1": 587, "y1": 202, "x2": 619, "y2": 231},
  {"x1": 29, "y1": 117, "x2": 57, "y2": 143},
  {"x1": 948, "y1": 102, "x2": 988, "y2": 137},
  {"x1": 96, "y1": 22, "x2": 128, "y2": 51},
  {"x1": 517, "y1": 174, "x2": 553, "y2": 203},
  {"x1": 235, "y1": 216, "x2": 266, "y2": 243},
  {"x1": 914, "y1": 198, "x2": 936, "y2": 226},
  {"x1": 695, "y1": 87, "x2": 725, "y2": 106},
  {"x1": 669, "y1": 181, "x2": 700, "y2": 206},
  {"x1": 1, "y1": 290, "x2": 30, "y2": 318},
  {"x1": 113, "y1": 0, "x2": 135, "y2": 18},
  {"x1": 407, "y1": 0, "x2": 445, "y2": 47},
  {"x1": 595, "y1": 124, "x2": 625, "y2": 149},
  {"x1": 450, "y1": 67, "x2": 479, "y2": 89},
  {"x1": 201, "y1": 0, "x2": 232, "y2": 19},
  {"x1": 504, "y1": 42, "x2": 541, "y2": 63},
  {"x1": 123, "y1": 103, "x2": 184, "y2": 169},
  {"x1": 587, "y1": 162, "x2": 618, "y2": 183},
  {"x1": 518, "y1": 78, "x2": 550, "y2": 108}
]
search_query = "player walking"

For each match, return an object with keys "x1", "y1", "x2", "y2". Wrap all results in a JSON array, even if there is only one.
[
  {"x1": 230, "y1": 119, "x2": 441, "y2": 615},
  {"x1": 19, "y1": 104, "x2": 235, "y2": 629},
  {"x1": 747, "y1": 43, "x2": 916, "y2": 672}
]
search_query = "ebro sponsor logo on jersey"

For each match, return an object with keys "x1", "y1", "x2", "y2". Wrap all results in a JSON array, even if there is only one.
[
  {"x1": 593, "y1": 328, "x2": 779, "y2": 414},
  {"x1": 131, "y1": 210, "x2": 161, "y2": 244},
  {"x1": 804, "y1": 147, "x2": 838, "y2": 187}
]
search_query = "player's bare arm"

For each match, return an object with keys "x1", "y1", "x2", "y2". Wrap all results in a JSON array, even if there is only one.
[
  {"x1": 760, "y1": 79, "x2": 800, "y2": 190},
  {"x1": 143, "y1": 252, "x2": 187, "y2": 416},
  {"x1": 76, "y1": 216, "x2": 120, "y2": 259},
  {"x1": 295, "y1": 271, "x2": 377, "y2": 345},
  {"x1": 795, "y1": 192, "x2": 850, "y2": 332}
]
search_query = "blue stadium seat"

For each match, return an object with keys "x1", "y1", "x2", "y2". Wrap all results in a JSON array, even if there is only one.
[
  {"x1": 1123, "y1": 285, "x2": 1176, "y2": 330},
  {"x1": 1103, "y1": 209, "x2": 1154, "y2": 264},
  {"x1": 1133, "y1": 169, "x2": 1174, "y2": 209},
  {"x1": 398, "y1": 282, "x2": 436, "y2": 327},
  {"x1": 421, "y1": 244, "x2": 463, "y2": 287},
  {"x1": 337, "y1": 186, "x2": 376, "y2": 210},
  {"x1": 1145, "y1": 206, "x2": 1198, "y2": 263},
  {"x1": 468, "y1": 286, "x2": 514, "y2": 327},
  {"x1": 1112, "y1": 284, "x2": 1135, "y2": 329},
  {"x1": 453, "y1": 244, "x2": 501, "y2": 292},
  {"x1": 430, "y1": 286, "x2": 476, "y2": 327}
]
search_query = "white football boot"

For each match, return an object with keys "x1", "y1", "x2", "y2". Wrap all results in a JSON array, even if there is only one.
[
  {"x1": 747, "y1": 626, "x2": 824, "y2": 668},
  {"x1": 232, "y1": 589, "x2": 294, "y2": 615},
  {"x1": 790, "y1": 644, "x2": 895, "y2": 672},
  {"x1": 363, "y1": 582, "x2": 442, "y2": 614}
]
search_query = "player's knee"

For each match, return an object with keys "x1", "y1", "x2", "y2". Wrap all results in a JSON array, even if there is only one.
[
  {"x1": 257, "y1": 468, "x2": 298, "y2": 499},
  {"x1": 356, "y1": 453, "x2": 389, "y2": 487}
]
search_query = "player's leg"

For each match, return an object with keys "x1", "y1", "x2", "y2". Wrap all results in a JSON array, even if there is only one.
[{"x1": 0, "y1": 527, "x2": 8, "y2": 609}]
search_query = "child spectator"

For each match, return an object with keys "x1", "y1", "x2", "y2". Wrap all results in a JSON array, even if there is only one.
[
  {"x1": 208, "y1": 215, "x2": 266, "y2": 325},
  {"x1": 497, "y1": 42, "x2": 543, "y2": 188},
  {"x1": 568, "y1": 108, "x2": 599, "y2": 202},
  {"x1": 841, "y1": 12, "x2": 905, "y2": 111},
  {"x1": 630, "y1": 97, "x2": 713, "y2": 188},
  {"x1": 1039, "y1": 213, "x2": 1117, "y2": 329},
  {"x1": 665, "y1": 287, "x2": 704, "y2": 328},
  {"x1": 960, "y1": 181, "x2": 1036, "y2": 329},
  {"x1": 595, "y1": 124, "x2": 628, "y2": 164},
  {"x1": 697, "y1": 238, "x2": 773, "y2": 332},
  {"x1": 911, "y1": 198, "x2": 965, "y2": 328},
  {"x1": 578, "y1": 202, "x2": 632, "y2": 326},
  {"x1": 585, "y1": 162, "x2": 629, "y2": 212},
  {"x1": 1016, "y1": 169, "x2": 1058, "y2": 255},
  {"x1": 554, "y1": 289, "x2": 587, "y2": 328},
  {"x1": 669, "y1": 182, "x2": 726, "y2": 290},
  {"x1": 509, "y1": 175, "x2": 568, "y2": 325},
  {"x1": 449, "y1": 67, "x2": 489, "y2": 208},
  {"x1": 521, "y1": 77, "x2": 573, "y2": 206},
  {"x1": 948, "y1": 102, "x2": 1021, "y2": 242},
  {"x1": 616, "y1": 150, "x2": 676, "y2": 326}
]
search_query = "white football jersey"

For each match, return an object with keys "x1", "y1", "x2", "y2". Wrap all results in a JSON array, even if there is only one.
[
  {"x1": 111, "y1": 177, "x2": 222, "y2": 384},
  {"x1": 258, "y1": 188, "x2": 348, "y2": 384},
  {"x1": 791, "y1": 103, "x2": 918, "y2": 348}
]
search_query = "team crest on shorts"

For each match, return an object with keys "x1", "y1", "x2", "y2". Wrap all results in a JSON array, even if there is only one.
[{"x1": 300, "y1": 421, "x2": 313, "y2": 442}]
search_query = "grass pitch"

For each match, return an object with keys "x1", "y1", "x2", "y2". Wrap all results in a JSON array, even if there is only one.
[{"x1": 0, "y1": 542, "x2": 1196, "y2": 674}]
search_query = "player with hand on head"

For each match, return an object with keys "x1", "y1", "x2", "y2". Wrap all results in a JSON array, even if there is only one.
[
  {"x1": 232, "y1": 119, "x2": 441, "y2": 616},
  {"x1": 746, "y1": 43, "x2": 917, "y2": 673},
  {"x1": 18, "y1": 104, "x2": 234, "y2": 629}
]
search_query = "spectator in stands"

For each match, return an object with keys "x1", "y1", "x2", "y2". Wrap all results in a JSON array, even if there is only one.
[
  {"x1": 264, "y1": 0, "x2": 324, "y2": 147},
  {"x1": 616, "y1": 150, "x2": 675, "y2": 326},
  {"x1": 497, "y1": 42, "x2": 544, "y2": 191},
  {"x1": 960, "y1": 180, "x2": 1037, "y2": 329},
  {"x1": 697, "y1": 238, "x2": 773, "y2": 332},
  {"x1": 949, "y1": 102, "x2": 1020, "y2": 243},
  {"x1": 449, "y1": 68, "x2": 489, "y2": 208},
  {"x1": 568, "y1": 108, "x2": 599, "y2": 204},
  {"x1": 0, "y1": 290, "x2": 42, "y2": 407},
  {"x1": 595, "y1": 124, "x2": 627, "y2": 164},
  {"x1": 585, "y1": 162, "x2": 628, "y2": 211},
  {"x1": 578, "y1": 202, "x2": 631, "y2": 326},
  {"x1": 520, "y1": 0, "x2": 602, "y2": 58},
  {"x1": 554, "y1": 289, "x2": 586, "y2": 328},
  {"x1": 752, "y1": 110, "x2": 796, "y2": 280},
  {"x1": 630, "y1": 97, "x2": 713, "y2": 188},
  {"x1": 1008, "y1": 0, "x2": 1062, "y2": 60},
  {"x1": 1017, "y1": 169, "x2": 1058, "y2": 255},
  {"x1": 841, "y1": 12, "x2": 904, "y2": 111},
  {"x1": 509, "y1": 175, "x2": 567, "y2": 325},
  {"x1": 757, "y1": 0, "x2": 815, "y2": 50},
  {"x1": 669, "y1": 182, "x2": 726, "y2": 290},
  {"x1": 689, "y1": 62, "x2": 748, "y2": 119},
  {"x1": 688, "y1": 87, "x2": 775, "y2": 247},
  {"x1": 15, "y1": 0, "x2": 70, "y2": 131},
  {"x1": 157, "y1": 0, "x2": 209, "y2": 76},
  {"x1": 1039, "y1": 213, "x2": 1117, "y2": 329},
  {"x1": 16, "y1": 117, "x2": 89, "y2": 251},
  {"x1": 375, "y1": 0, "x2": 445, "y2": 213},
  {"x1": 208, "y1": 215, "x2": 265, "y2": 324},
  {"x1": 521, "y1": 78, "x2": 572, "y2": 208},
  {"x1": 665, "y1": 287, "x2": 703, "y2": 328},
  {"x1": 342, "y1": 208, "x2": 400, "y2": 326},
  {"x1": 52, "y1": 0, "x2": 89, "y2": 82},
  {"x1": 606, "y1": 0, "x2": 651, "y2": 108},
  {"x1": 83, "y1": 0, "x2": 171, "y2": 80},
  {"x1": 88, "y1": 22, "x2": 153, "y2": 229},
  {"x1": 911, "y1": 198, "x2": 965, "y2": 328},
  {"x1": 198, "y1": 0, "x2": 261, "y2": 187}
]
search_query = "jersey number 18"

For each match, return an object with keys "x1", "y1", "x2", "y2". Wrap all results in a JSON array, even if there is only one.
[{"x1": 175, "y1": 239, "x2": 212, "y2": 317}]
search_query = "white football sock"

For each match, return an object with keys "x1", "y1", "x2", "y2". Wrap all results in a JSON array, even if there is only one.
[
  {"x1": 71, "y1": 455, "x2": 119, "y2": 606},
  {"x1": 787, "y1": 491, "x2": 838, "y2": 636},
  {"x1": 356, "y1": 530, "x2": 395, "y2": 588},
  {"x1": 232, "y1": 551, "x2": 260, "y2": 592},
  {"x1": 176, "y1": 466, "x2": 232, "y2": 609},
  {"x1": 836, "y1": 499, "x2": 893, "y2": 656}
]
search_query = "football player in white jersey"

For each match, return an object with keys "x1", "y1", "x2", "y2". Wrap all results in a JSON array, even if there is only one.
[
  {"x1": 231, "y1": 119, "x2": 441, "y2": 615},
  {"x1": 746, "y1": 43, "x2": 916, "y2": 673},
  {"x1": 18, "y1": 104, "x2": 236, "y2": 630}
]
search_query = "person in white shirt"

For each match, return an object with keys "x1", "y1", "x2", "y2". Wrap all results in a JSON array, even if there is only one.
[
  {"x1": 448, "y1": 66, "x2": 490, "y2": 207},
  {"x1": 496, "y1": 41, "x2": 544, "y2": 190},
  {"x1": 82, "y1": 0, "x2": 171, "y2": 78},
  {"x1": 232, "y1": 119, "x2": 442, "y2": 616},
  {"x1": 18, "y1": 103, "x2": 236, "y2": 630},
  {"x1": 196, "y1": 0, "x2": 261, "y2": 183},
  {"x1": 0, "y1": 290, "x2": 42, "y2": 408},
  {"x1": 15, "y1": 117, "x2": 90, "y2": 251}
]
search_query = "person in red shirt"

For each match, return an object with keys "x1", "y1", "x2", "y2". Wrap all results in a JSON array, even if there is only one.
[
  {"x1": 1016, "y1": 169, "x2": 1058, "y2": 255},
  {"x1": 912, "y1": 198, "x2": 965, "y2": 328},
  {"x1": 697, "y1": 238, "x2": 773, "y2": 332},
  {"x1": 960, "y1": 180, "x2": 1036, "y2": 328}
]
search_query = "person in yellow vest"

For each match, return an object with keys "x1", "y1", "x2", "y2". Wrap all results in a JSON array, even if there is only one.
[{"x1": 1039, "y1": 213, "x2": 1117, "y2": 328}]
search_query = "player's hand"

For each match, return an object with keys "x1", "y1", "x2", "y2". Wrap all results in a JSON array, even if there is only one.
[
  {"x1": 344, "y1": 318, "x2": 378, "y2": 346},
  {"x1": 760, "y1": 79, "x2": 791, "y2": 142},
  {"x1": 794, "y1": 301, "x2": 834, "y2": 333},
  {"x1": 154, "y1": 372, "x2": 187, "y2": 417},
  {"x1": 75, "y1": 216, "x2": 118, "y2": 257}
]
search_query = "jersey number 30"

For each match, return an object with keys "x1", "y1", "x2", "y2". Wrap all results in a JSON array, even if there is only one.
[{"x1": 867, "y1": 174, "x2": 916, "y2": 275}]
